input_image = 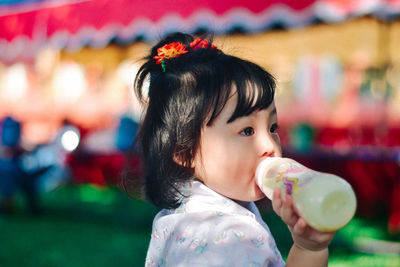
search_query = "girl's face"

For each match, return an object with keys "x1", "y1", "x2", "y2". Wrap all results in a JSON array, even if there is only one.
[{"x1": 193, "y1": 92, "x2": 282, "y2": 202}]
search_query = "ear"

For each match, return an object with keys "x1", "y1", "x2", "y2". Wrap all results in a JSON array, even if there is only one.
[{"x1": 173, "y1": 151, "x2": 195, "y2": 168}]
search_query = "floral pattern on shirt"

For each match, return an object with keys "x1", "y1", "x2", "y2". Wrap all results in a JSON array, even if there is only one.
[{"x1": 145, "y1": 181, "x2": 285, "y2": 267}]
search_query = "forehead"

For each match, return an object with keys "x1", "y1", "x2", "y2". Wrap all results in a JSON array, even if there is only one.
[
  {"x1": 217, "y1": 89, "x2": 276, "y2": 124},
  {"x1": 203, "y1": 63, "x2": 275, "y2": 126}
]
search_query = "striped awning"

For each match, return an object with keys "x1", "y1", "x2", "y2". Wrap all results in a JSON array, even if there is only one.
[{"x1": 1, "y1": 0, "x2": 400, "y2": 63}]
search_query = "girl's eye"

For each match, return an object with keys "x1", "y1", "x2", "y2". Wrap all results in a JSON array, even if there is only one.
[
  {"x1": 270, "y1": 123, "x2": 279, "y2": 134},
  {"x1": 240, "y1": 127, "x2": 254, "y2": 136}
]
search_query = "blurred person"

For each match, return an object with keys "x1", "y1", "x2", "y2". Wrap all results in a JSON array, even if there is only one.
[
  {"x1": 117, "y1": 114, "x2": 142, "y2": 195},
  {"x1": 115, "y1": 115, "x2": 139, "y2": 153},
  {"x1": 0, "y1": 116, "x2": 41, "y2": 215},
  {"x1": 20, "y1": 118, "x2": 82, "y2": 193}
]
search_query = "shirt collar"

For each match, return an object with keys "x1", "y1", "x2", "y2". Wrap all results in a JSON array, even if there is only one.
[{"x1": 176, "y1": 180, "x2": 258, "y2": 219}]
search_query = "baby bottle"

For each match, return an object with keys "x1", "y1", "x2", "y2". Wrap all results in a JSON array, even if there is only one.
[{"x1": 255, "y1": 157, "x2": 357, "y2": 232}]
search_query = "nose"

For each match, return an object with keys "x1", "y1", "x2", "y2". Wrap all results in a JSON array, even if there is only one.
[{"x1": 257, "y1": 131, "x2": 281, "y2": 158}]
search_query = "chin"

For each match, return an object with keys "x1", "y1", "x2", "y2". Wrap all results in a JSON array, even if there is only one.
[
  {"x1": 224, "y1": 185, "x2": 265, "y2": 202},
  {"x1": 253, "y1": 184, "x2": 266, "y2": 200},
  {"x1": 241, "y1": 188, "x2": 266, "y2": 202},
  {"x1": 253, "y1": 193, "x2": 266, "y2": 202},
  {"x1": 229, "y1": 191, "x2": 262, "y2": 202}
]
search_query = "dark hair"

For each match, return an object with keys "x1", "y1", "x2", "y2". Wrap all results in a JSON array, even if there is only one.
[{"x1": 133, "y1": 32, "x2": 276, "y2": 209}]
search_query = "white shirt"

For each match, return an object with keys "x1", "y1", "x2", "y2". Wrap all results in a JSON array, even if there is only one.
[{"x1": 145, "y1": 180, "x2": 285, "y2": 267}]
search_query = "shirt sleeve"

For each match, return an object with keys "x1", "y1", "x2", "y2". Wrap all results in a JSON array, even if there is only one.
[{"x1": 145, "y1": 210, "x2": 285, "y2": 267}]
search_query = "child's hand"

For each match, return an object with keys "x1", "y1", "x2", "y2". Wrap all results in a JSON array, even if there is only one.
[{"x1": 272, "y1": 187, "x2": 336, "y2": 251}]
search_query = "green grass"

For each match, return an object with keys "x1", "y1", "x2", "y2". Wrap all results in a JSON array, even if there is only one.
[
  {"x1": 0, "y1": 185, "x2": 159, "y2": 267},
  {"x1": 0, "y1": 185, "x2": 399, "y2": 266}
]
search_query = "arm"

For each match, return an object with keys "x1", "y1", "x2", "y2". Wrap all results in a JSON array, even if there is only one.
[
  {"x1": 272, "y1": 187, "x2": 335, "y2": 267},
  {"x1": 286, "y1": 243, "x2": 329, "y2": 267}
]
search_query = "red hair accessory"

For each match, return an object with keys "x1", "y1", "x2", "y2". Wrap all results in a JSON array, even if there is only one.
[
  {"x1": 190, "y1": 38, "x2": 217, "y2": 50},
  {"x1": 153, "y1": 42, "x2": 189, "y2": 71}
]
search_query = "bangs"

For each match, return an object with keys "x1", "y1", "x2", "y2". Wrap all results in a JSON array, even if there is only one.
[{"x1": 205, "y1": 56, "x2": 276, "y2": 125}]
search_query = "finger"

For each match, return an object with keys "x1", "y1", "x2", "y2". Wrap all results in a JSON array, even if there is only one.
[
  {"x1": 272, "y1": 187, "x2": 282, "y2": 216},
  {"x1": 281, "y1": 194, "x2": 298, "y2": 226},
  {"x1": 293, "y1": 217, "x2": 307, "y2": 235},
  {"x1": 313, "y1": 231, "x2": 337, "y2": 244}
]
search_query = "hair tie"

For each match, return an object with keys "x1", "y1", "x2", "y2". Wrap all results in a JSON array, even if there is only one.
[
  {"x1": 190, "y1": 38, "x2": 217, "y2": 50},
  {"x1": 153, "y1": 39, "x2": 217, "y2": 72},
  {"x1": 153, "y1": 42, "x2": 188, "y2": 72}
]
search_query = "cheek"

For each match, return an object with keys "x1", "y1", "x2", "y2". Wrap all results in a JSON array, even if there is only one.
[
  {"x1": 193, "y1": 137, "x2": 228, "y2": 178},
  {"x1": 273, "y1": 134, "x2": 282, "y2": 155}
]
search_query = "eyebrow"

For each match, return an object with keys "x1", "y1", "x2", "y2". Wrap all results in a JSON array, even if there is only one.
[{"x1": 227, "y1": 107, "x2": 278, "y2": 125}]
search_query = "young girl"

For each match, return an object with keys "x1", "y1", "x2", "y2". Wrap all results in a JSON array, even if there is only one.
[{"x1": 133, "y1": 32, "x2": 335, "y2": 266}]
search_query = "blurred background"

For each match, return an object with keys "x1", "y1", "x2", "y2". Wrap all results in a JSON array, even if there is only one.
[{"x1": 0, "y1": 0, "x2": 400, "y2": 266}]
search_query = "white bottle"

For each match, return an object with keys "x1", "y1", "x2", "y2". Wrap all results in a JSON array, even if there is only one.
[{"x1": 255, "y1": 157, "x2": 357, "y2": 232}]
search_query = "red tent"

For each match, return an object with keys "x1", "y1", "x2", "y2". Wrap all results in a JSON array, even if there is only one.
[{"x1": 1, "y1": 0, "x2": 400, "y2": 63}]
